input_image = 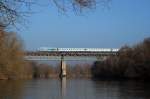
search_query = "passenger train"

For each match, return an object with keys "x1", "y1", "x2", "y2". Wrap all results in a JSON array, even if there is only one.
[{"x1": 37, "y1": 47, "x2": 119, "y2": 52}]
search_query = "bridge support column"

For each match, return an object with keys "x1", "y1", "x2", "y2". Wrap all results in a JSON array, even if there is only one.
[{"x1": 60, "y1": 55, "x2": 66, "y2": 78}]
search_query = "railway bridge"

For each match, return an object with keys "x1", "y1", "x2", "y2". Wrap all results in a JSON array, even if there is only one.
[{"x1": 25, "y1": 48, "x2": 119, "y2": 77}]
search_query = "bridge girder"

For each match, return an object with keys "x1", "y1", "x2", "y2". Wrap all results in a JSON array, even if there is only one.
[
  {"x1": 24, "y1": 51, "x2": 118, "y2": 61},
  {"x1": 25, "y1": 51, "x2": 117, "y2": 56}
]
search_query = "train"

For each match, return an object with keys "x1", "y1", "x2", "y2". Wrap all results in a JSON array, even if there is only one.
[{"x1": 37, "y1": 47, "x2": 119, "y2": 52}]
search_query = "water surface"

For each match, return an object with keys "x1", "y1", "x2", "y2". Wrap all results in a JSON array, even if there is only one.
[{"x1": 0, "y1": 79, "x2": 150, "y2": 99}]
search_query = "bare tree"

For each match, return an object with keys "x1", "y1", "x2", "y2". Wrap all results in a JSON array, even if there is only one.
[
  {"x1": 0, "y1": 28, "x2": 29, "y2": 79},
  {"x1": 0, "y1": 0, "x2": 35, "y2": 27},
  {"x1": 0, "y1": 0, "x2": 110, "y2": 27}
]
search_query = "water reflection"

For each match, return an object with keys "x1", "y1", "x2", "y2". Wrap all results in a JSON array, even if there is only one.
[
  {"x1": 92, "y1": 80, "x2": 150, "y2": 99},
  {"x1": 61, "y1": 77, "x2": 66, "y2": 99},
  {"x1": 118, "y1": 81, "x2": 150, "y2": 99},
  {"x1": 0, "y1": 79, "x2": 150, "y2": 99},
  {"x1": 0, "y1": 80, "x2": 24, "y2": 99}
]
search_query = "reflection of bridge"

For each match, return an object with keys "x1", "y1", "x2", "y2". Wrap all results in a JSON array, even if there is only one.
[{"x1": 25, "y1": 48, "x2": 119, "y2": 77}]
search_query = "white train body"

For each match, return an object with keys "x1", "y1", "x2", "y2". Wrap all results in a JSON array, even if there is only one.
[{"x1": 38, "y1": 47, "x2": 119, "y2": 52}]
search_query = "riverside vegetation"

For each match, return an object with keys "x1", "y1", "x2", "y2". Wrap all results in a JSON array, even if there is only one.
[
  {"x1": 0, "y1": 27, "x2": 150, "y2": 80},
  {"x1": 92, "y1": 37, "x2": 150, "y2": 80}
]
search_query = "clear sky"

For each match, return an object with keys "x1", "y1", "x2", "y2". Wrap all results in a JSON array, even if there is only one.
[{"x1": 17, "y1": 0, "x2": 150, "y2": 50}]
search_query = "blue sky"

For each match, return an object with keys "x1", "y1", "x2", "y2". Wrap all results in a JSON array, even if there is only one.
[{"x1": 17, "y1": 0, "x2": 150, "y2": 50}]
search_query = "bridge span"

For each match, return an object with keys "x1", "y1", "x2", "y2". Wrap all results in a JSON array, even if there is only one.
[{"x1": 25, "y1": 48, "x2": 119, "y2": 77}]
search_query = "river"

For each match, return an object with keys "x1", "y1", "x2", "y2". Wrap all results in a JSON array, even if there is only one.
[{"x1": 0, "y1": 78, "x2": 150, "y2": 99}]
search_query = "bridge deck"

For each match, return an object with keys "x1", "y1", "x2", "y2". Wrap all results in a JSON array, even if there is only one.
[{"x1": 25, "y1": 51, "x2": 118, "y2": 56}]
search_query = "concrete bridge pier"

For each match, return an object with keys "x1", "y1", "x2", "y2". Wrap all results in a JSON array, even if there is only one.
[{"x1": 60, "y1": 55, "x2": 67, "y2": 78}]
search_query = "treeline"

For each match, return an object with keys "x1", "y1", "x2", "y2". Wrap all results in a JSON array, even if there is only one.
[
  {"x1": 0, "y1": 27, "x2": 32, "y2": 79},
  {"x1": 67, "y1": 64, "x2": 92, "y2": 78},
  {"x1": 28, "y1": 62, "x2": 60, "y2": 78},
  {"x1": 92, "y1": 37, "x2": 150, "y2": 80},
  {"x1": 0, "y1": 27, "x2": 60, "y2": 79},
  {"x1": 27, "y1": 62, "x2": 92, "y2": 79}
]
